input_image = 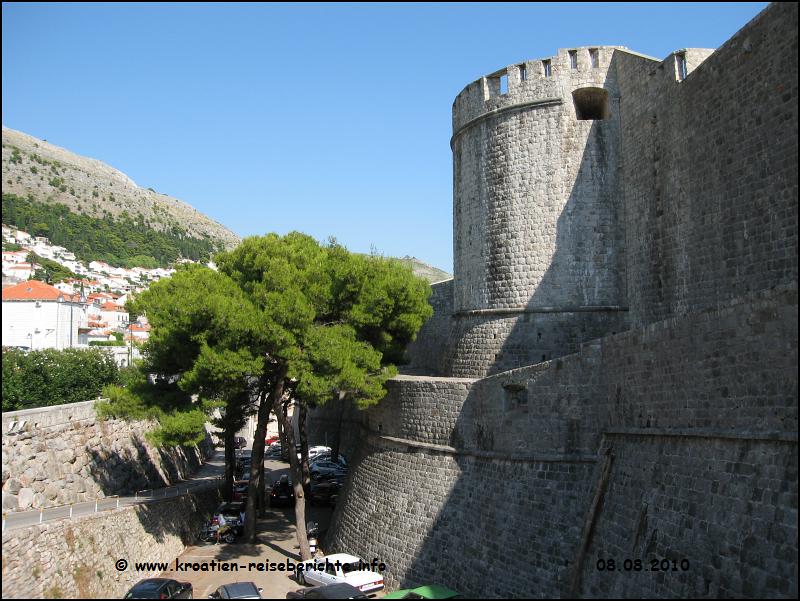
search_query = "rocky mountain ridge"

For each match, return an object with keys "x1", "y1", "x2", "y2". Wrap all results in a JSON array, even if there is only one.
[{"x1": 2, "y1": 126, "x2": 240, "y2": 250}]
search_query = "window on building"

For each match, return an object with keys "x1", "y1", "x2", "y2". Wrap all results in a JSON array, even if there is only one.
[
  {"x1": 519, "y1": 63, "x2": 527, "y2": 81},
  {"x1": 569, "y1": 50, "x2": 578, "y2": 69},
  {"x1": 572, "y1": 87, "x2": 610, "y2": 120},
  {"x1": 500, "y1": 73, "x2": 508, "y2": 94},
  {"x1": 503, "y1": 383, "x2": 528, "y2": 411},
  {"x1": 675, "y1": 52, "x2": 688, "y2": 81},
  {"x1": 589, "y1": 48, "x2": 599, "y2": 68},
  {"x1": 543, "y1": 59, "x2": 552, "y2": 77}
]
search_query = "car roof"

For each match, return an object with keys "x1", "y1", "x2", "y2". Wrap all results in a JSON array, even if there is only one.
[
  {"x1": 218, "y1": 581, "x2": 261, "y2": 597},
  {"x1": 132, "y1": 578, "x2": 173, "y2": 590},
  {"x1": 306, "y1": 582, "x2": 366, "y2": 598},
  {"x1": 383, "y1": 584, "x2": 460, "y2": 599},
  {"x1": 320, "y1": 553, "x2": 362, "y2": 564}
]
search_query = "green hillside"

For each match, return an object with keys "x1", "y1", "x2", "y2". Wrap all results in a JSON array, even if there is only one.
[{"x1": 2, "y1": 193, "x2": 221, "y2": 268}]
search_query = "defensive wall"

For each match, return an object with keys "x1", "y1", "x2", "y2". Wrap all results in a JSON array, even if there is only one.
[
  {"x1": 1, "y1": 485, "x2": 223, "y2": 599},
  {"x1": 317, "y1": 3, "x2": 798, "y2": 598},
  {"x1": 2, "y1": 400, "x2": 214, "y2": 512},
  {"x1": 325, "y1": 285, "x2": 797, "y2": 597}
]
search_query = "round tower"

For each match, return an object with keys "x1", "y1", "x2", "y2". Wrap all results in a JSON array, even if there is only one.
[{"x1": 448, "y1": 46, "x2": 628, "y2": 377}]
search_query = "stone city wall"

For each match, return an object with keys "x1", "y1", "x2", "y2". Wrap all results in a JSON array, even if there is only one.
[
  {"x1": 457, "y1": 285, "x2": 798, "y2": 458},
  {"x1": 579, "y1": 433, "x2": 797, "y2": 598},
  {"x1": 2, "y1": 400, "x2": 214, "y2": 512},
  {"x1": 449, "y1": 44, "x2": 628, "y2": 377},
  {"x1": 404, "y1": 278, "x2": 454, "y2": 376},
  {"x1": 328, "y1": 436, "x2": 596, "y2": 597},
  {"x1": 617, "y1": 1, "x2": 798, "y2": 328},
  {"x1": 1, "y1": 485, "x2": 224, "y2": 599},
  {"x1": 324, "y1": 284, "x2": 797, "y2": 597}
]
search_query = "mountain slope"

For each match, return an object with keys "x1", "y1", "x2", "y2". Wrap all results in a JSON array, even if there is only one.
[
  {"x1": 396, "y1": 256, "x2": 451, "y2": 283},
  {"x1": 1, "y1": 126, "x2": 240, "y2": 251}
]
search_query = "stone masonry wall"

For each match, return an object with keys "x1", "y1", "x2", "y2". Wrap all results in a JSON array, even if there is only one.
[
  {"x1": 318, "y1": 4, "x2": 797, "y2": 598},
  {"x1": 1, "y1": 485, "x2": 224, "y2": 599},
  {"x1": 617, "y1": 2, "x2": 798, "y2": 328},
  {"x1": 2, "y1": 400, "x2": 214, "y2": 512},
  {"x1": 328, "y1": 436, "x2": 595, "y2": 598},
  {"x1": 457, "y1": 286, "x2": 798, "y2": 459},
  {"x1": 446, "y1": 309, "x2": 627, "y2": 378},
  {"x1": 579, "y1": 434, "x2": 797, "y2": 598},
  {"x1": 404, "y1": 278, "x2": 454, "y2": 376},
  {"x1": 449, "y1": 44, "x2": 628, "y2": 376},
  {"x1": 324, "y1": 283, "x2": 797, "y2": 597}
]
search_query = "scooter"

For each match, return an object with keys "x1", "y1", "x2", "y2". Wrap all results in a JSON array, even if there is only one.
[
  {"x1": 307, "y1": 521, "x2": 319, "y2": 555},
  {"x1": 199, "y1": 519, "x2": 237, "y2": 544}
]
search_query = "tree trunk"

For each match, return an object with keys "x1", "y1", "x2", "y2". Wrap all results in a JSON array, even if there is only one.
[
  {"x1": 275, "y1": 398, "x2": 312, "y2": 560},
  {"x1": 277, "y1": 410, "x2": 288, "y2": 462},
  {"x1": 330, "y1": 390, "x2": 346, "y2": 463},
  {"x1": 244, "y1": 389, "x2": 270, "y2": 543},
  {"x1": 299, "y1": 402, "x2": 311, "y2": 496},
  {"x1": 224, "y1": 427, "x2": 235, "y2": 502},
  {"x1": 257, "y1": 447, "x2": 267, "y2": 518}
]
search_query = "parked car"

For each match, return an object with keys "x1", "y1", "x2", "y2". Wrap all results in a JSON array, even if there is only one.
[
  {"x1": 383, "y1": 584, "x2": 461, "y2": 599},
  {"x1": 270, "y1": 475, "x2": 294, "y2": 506},
  {"x1": 296, "y1": 553, "x2": 384, "y2": 594},
  {"x1": 308, "y1": 445, "x2": 331, "y2": 459},
  {"x1": 124, "y1": 578, "x2": 193, "y2": 599},
  {"x1": 235, "y1": 456, "x2": 252, "y2": 479},
  {"x1": 310, "y1": 461, "x2": 348, "y2": 481},
  {"x1": 233, "y1": 436, "x2": 247, "y2": 449},
  {"x1": 309, "y1": 479, "x2": 343, "y2": 506},
  {"x1": 208, "y1": 581, "x2": 263, "y2": 598},
  {"x1": 265, "y1": 435, "x2": 279, "y2": 446},
  {"x1": 232, "y1": 480, "x2": 249, "y2": 502},
  {"x1": 265, "y1": 443, "x2": 283, "y2": 460},
  {"x1": 215, "y1": 501, "x2": 245, "y2": 526},
  {"x1": 286, "y1": 583, "x2": 368, "y2": 599},
  {"x1": 310, "y1": 453, "x2": 347, "y2": 468}
]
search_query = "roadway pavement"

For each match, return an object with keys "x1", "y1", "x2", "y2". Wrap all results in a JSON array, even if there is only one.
[{"x1": 160, "y1": 458, "x2": 387, "y2": 599}]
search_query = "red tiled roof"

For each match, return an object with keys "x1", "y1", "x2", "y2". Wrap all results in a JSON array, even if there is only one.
[
  {"x1": 2, "y1": 280, "x2": 65, "y2": 301},
  {"x1": 101, "y1": 301, "x2": 125, "y2": 311}
]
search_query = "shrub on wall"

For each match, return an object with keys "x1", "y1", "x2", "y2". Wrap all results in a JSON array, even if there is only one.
[{"x1": 1, "y1": 347, "x2": 120, "y2": 411}]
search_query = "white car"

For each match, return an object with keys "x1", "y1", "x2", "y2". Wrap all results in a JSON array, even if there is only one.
[
  {"x1": 308, "y1": 445, "x2": 331, "y2": 459},
  {"x1": 297, "y1": 553, "x2": 384, "y2": 594}
]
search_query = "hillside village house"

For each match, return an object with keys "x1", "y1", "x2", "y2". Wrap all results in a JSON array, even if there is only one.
[{"x1": 1, "y1": 280, "x2": 88, "y2": 350}]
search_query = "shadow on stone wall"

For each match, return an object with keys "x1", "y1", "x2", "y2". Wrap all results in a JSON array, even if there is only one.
[
  {"x1": 446, "y1": 64, "x2": 627, "y2": 378},
  {"x1": 85, "y1": 431, "x2": 212, "y2": 497}
]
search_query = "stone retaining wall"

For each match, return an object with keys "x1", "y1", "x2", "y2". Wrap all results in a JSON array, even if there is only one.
[
  {"x1": 1, "y1": 485, "x2": 223, "y2": 599},
  {"x1": 2, "y1": 400, "x2": 214, "y2": 512}
]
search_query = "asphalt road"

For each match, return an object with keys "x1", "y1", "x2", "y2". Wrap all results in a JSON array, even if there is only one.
[{"x1": 159, "y1": 458, "x2": 375, "y2": 599}]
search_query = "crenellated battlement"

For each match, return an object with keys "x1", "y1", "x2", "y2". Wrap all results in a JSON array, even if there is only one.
[{"x1": 452, "y1": 46, "x2": 627, "y2": 134}]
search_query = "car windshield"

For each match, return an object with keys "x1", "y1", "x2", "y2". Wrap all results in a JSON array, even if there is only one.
[{"x1": 341, "y1": 561, "x2": 364, "y2": 574}]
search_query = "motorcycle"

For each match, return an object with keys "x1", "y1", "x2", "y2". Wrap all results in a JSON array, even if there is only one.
[
  {"x1": 199, "y1": 519, "x2": 239, "y2": 544},
  {"x1": 307, "y1": 521, "x2": 319, "y2": 555}
]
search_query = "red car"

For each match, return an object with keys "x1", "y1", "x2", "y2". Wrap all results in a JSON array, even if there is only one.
[{"x1": 265, "y1": 436, "x2": 279, "y2": 445}]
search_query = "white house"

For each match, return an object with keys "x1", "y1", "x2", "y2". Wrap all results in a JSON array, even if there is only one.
[
  {"x1": 3, "y1": 263, "x2": 37, "y2": 280},
  {"x1": 14, "y1": 230, "x2": 32, "y2": 244},
  {"x1": 2, "y1": 280, "x2": 88, "y2": 350},
  {"x1": 100, "y1": 301, "x2": 129, "y2": 329}
]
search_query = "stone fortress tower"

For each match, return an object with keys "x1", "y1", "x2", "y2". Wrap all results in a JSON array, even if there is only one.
[
  {"x1": 315, "y1": 3, "x2": 797, "y2": 598},
  {"x1": 449, "y1": 46, "x2": 630, "y2": 377}
]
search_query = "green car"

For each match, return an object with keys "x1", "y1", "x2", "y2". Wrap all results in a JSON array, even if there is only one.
[{"x1": 383, "y1": 584, "x2": 460, "y2": 599}]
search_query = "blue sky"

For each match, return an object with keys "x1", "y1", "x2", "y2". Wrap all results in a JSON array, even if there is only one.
[{"x1": 2, "y1": 2, "x2": 768, "y2": 271}]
